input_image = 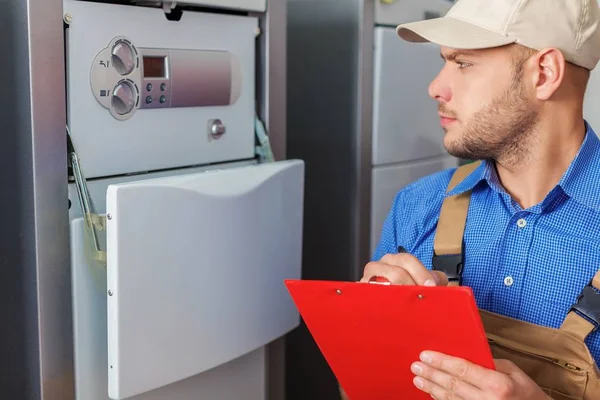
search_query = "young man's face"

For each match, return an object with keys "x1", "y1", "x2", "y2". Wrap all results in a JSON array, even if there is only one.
[{"x1": 429, "y1": 44, "x2": 539, "y2": 162}]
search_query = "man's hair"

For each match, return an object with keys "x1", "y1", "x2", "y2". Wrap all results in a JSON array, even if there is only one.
[
  {"x1": 509, "y1": 44, "x2": 590, "y2": 93},
  {"x1": 510, "y1": 45, "x2": 538, "y2": 78}
]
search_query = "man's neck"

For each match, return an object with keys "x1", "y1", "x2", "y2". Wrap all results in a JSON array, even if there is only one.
[{"x1": 494, "y1": 116, "x2": 586, "y2": 210}]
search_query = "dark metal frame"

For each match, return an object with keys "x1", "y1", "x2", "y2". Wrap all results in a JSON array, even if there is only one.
[{"x1": 285, "y1": 0, "x2": 375, "y2": 398}]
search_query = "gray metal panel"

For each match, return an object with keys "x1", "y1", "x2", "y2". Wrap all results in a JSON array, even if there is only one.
[
  {"x1": 1, "y1": 0, "x2": 72, "y2": 399},
  {"x1": 285, "y1": 0, "x2": 374, "y2": 398},
  {"x1": 370, "y1": 156, "x2": 458, "y2": 254},
  {"x1": 374, "y1": 0, "x2": 455, "y2": 26},
  {"x1": 372, "y1": 26, "x2": 446, "y2": 165},
  {"x1": 584, "y1": 68, "x2": 600, "y2": 133},
  {"x1": 64, "y1": 0, "x2": 257, "y2": 178}
]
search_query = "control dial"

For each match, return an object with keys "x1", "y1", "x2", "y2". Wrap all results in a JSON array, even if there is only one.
[
  {"x1": 111, "y1": 40, "x2": 136, "y2": 75},
  {"x1": 112, "y1": 81, "x2": 137, "y2": 115}
]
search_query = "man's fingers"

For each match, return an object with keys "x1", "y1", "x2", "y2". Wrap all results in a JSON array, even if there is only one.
[
  {"x1": 432, "y1": 271, "x2": 449, "y2": 286},
  {"x1": 361, "y1": 253, "x2": 450, "y2": 287},
  {"x1": 361, "y1": 261, "x2": 417, "y2": 285},
  {"x1": 418, "y1": 351, "x2": 495, "y2": 389},
  {"x1": 412, "y1": 361, "x2": 481, "y2": 400},
  {"x1": 379, "y1": 253, "x2": 438, "y2": 286}
]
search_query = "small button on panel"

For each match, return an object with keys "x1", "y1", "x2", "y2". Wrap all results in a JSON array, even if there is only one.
[{"x1": 140, "y1": 79, "x2": 170, "y2": 109}]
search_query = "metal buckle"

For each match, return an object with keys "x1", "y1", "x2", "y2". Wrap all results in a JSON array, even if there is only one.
[
  {"x1": 570, "y1": 285, "x2": 600, "y2": 331},
  {"x1": 431, "y1": 254, "x2": 463, "y2": 285}
]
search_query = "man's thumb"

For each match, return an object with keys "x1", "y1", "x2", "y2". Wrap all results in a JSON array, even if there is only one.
[{"x1": 432, "y1": 271, "x2": 449, "y2": 286}]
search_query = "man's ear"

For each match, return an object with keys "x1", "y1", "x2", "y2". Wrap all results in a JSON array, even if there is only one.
[{"x1": 532, "y1": 48, "x2": 566, "y2": 100}]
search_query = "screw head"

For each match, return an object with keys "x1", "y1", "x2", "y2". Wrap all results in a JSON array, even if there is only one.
[
  {"x1": 64, "y1": 13, "x2": 73, "y2": 24},
  {"x1": 336, "y1": 289, "x2": 342, "y2": 295},
  {"x1": 108, "y1": 290, "x2": 113, "y2": 296},
  {"x1": 107, "y1": 213, "x2": 112, "y2": 220}
]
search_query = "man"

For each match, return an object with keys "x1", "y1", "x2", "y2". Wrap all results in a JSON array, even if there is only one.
[{"x1": 352, "y1": 0, "x2": 600, "y2": 399}]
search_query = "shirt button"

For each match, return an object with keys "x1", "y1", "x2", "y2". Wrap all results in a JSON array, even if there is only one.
[
  {"x1": 517, "y1": 218, "x2": 527, "y2": 228},
  {"x1": 504, "y1": 276, "x2": 514, "y2": 286}
]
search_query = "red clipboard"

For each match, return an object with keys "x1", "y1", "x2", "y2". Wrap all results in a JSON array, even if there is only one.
[{"x1": 284, "y1": 279, "x2": 494, "y2": 400}]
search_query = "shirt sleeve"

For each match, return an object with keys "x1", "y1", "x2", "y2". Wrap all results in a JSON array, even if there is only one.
[{"x1": 371, "y1": 191, "x2": 403, "y2": 261}]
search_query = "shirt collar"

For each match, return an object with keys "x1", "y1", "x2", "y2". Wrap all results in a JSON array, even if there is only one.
[
  {"x1": 445, "y1": 160, "x2": 491, "y2": 197},
  {"x1": 445, "y1": 122, "x2": 600, "y2": 212},
  {"x1": 557, "y1": 123, "x2": 600, "y2": 212}
]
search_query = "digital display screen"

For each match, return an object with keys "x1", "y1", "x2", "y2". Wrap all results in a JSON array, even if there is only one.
[{"x1": 143, "y1": 56, "x2": 166, "y2": 78}]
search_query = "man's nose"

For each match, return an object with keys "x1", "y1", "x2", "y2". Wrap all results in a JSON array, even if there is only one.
[{"x1": 428, "y1": 70, "x2": 451, "y2": 103}]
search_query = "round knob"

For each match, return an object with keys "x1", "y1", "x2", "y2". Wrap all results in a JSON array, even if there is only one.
[
  {"x1": 111, "y1": 40, "x2": 136, "y2": 75},
  {"x1": 112, "y1": 81, "x2": 136, "y2": 115}
]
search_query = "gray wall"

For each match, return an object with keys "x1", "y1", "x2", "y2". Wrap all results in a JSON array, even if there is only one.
[{"x1": 0, "y1": 0, "x2": 73, "y2": 399}]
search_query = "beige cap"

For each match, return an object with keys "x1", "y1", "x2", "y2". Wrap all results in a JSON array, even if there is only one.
[{"x1": 396, "y1": 0, "x2": 600, "y2": 70}]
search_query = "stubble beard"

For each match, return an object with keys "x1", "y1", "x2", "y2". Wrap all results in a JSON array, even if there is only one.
[{"x1": 442, "y1": 70, "x2": 540, "y2": 167}]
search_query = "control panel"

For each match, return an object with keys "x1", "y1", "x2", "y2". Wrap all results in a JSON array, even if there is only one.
[
  {"x1": 91, "y1": 36, "x2": 242, "y2": 120},
  {"x1": 65, "y1": 0, "x2": 257, "y2": 179}
]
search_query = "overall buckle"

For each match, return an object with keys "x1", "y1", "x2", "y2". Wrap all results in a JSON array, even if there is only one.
[
  {"x1": 570, "y1": 284, "x2": 600, "y2": 331},
  {"x1": 432, "y1": 254, "x2": 464, "y2": 285}
]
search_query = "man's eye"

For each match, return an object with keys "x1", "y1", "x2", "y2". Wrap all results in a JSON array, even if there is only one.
[{"x1": 457, "y1": 61, "x2": 472, "y2": 69}]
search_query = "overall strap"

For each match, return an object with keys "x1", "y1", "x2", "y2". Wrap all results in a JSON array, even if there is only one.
[
  {"x1": 433, "y1": 161, "x2": 600, "y2": 343},
  {"x1": 560, "y1": 271, "x2": 600, "y2": 341},
  {"x1": 432, "y1": 161, "x2": 481, "y2": 286}
]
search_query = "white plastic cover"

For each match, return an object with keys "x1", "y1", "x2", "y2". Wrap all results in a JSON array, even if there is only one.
[{"x1": 105, "y1": 160, "x2": 304, "y2": 399}]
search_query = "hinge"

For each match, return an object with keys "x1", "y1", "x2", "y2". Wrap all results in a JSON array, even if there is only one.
[
  {"x1": 162, "y1": 1, "x2": 177, "y2": 13},
  {"x1": 67, "y1": 126, "x2": 108, "y2": 267},
  {"x1": 129, "y1": 1, "x2": 177, "y2": 12}
]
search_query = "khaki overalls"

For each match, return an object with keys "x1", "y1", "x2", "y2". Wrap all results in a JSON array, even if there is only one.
[
  {"x1": 431, "y1": 161, "x2": 600, "y2": 399},
  {"x1": 340, "y1": 162, "x2": 600, "y2": 400}
]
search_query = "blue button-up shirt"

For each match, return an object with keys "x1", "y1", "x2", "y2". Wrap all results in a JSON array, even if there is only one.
[{"x1": 373, "y1": 123, "x2": 600, "y2": 366}]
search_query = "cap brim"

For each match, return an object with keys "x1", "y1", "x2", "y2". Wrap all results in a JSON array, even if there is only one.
[{"x1": 397, "y1": 16, "x2": 517, "y2": 49}]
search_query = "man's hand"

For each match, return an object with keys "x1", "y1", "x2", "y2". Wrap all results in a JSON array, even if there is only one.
[
  {"x1": 360, "y1": 253, "x2": 448, "y2": 286},
  {"x1": 411, "y1": 351, "x2": 550, "y2": 400},
  {"x1": 339, "y1": 384, "x2": 349, "y2": 400}
]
